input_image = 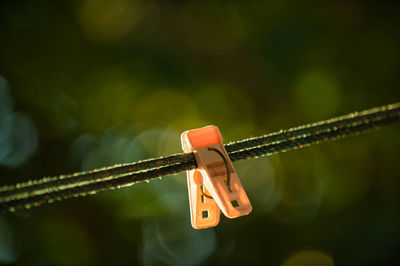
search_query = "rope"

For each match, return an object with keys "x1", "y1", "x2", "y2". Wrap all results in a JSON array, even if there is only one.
[{"x1": 1, "y1": 102, "x2": 399, "y2": 211}]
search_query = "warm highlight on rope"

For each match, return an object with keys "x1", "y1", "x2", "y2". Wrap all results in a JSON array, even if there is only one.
[{"x1": 1, "y1": 102, "x2": 399, "y2": 211}]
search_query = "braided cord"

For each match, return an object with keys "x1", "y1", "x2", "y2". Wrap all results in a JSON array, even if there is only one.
[{"x1": 1, "y1": 102, "x2": 399, "y2": 211}]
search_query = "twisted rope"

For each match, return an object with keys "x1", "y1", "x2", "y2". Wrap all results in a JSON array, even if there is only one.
[{"x1": 1, "y1": 102, "x2": 399, "y2": 211}]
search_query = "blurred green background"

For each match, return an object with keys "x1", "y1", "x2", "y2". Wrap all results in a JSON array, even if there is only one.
[{"x1": 1, "y1": 1, "x2": 400, "y2": 265}]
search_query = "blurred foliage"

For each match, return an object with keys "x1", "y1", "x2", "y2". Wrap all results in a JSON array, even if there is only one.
[{"x1": 0, "y1": 0, "x2": 400, "y2": 265}]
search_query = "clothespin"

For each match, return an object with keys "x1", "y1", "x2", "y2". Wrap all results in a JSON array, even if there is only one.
[{"x1": 181, "y1": 125, "x2": 252, "y2": 229}]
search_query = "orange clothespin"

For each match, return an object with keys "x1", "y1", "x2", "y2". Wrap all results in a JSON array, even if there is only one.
[{"x1": 181, "y1": 125, "x2": 252, "y2": 229}]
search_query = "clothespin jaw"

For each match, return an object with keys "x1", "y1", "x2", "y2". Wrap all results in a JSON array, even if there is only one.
[{"x1": 181, "y1": 125, "x2": 252, "y2": 229}]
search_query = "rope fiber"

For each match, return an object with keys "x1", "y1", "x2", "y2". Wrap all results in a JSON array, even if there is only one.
[{"x1": 1, "y1": 102, "x2": 399, "y2": 212}]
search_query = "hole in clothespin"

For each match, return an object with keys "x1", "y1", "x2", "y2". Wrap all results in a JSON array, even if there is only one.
[
  {"x1": 224, "y1": 179, "x2": 232, "y2": 193},
  {"x1": 231, "y1": 200, "x2": 239, "y2": 208},
  {"x1": 200, "y1": 185, "x2": 206, "y2": 202},
  {"x1": 202, "y1": 210, "x2": 209, "y2": 218},
  {"x1": 200, "y1": 185, "x2": 213, "y2": 199}
]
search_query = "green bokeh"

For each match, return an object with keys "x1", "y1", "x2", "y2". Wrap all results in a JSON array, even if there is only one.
[{"x1": 0, "y1": 1, "x2": 400, "y2": 265}]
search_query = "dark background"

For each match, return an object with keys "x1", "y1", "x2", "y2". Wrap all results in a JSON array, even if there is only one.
[{"x1": 0, "y1": 1, "x2": 400, "y2": 265}]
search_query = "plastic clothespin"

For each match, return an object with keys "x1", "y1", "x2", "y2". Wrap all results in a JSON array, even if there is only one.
[{"x1": 181, "y1": 125, "x2": 252, "y2": 229}]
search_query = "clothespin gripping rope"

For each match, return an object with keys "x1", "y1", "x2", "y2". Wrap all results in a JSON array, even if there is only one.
[{"x1": 0, "y1": 102, "x2": 399, "y2": 212}]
